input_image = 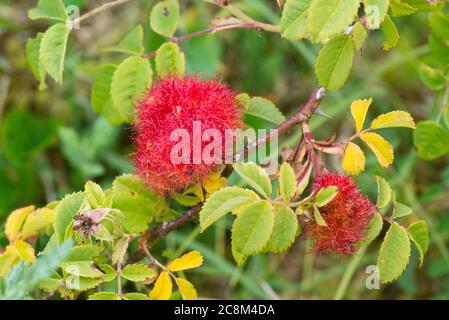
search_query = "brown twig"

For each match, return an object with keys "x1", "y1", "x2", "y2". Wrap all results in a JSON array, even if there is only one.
[{"x1": 127, "y1": 87, "x2": 326, "y2": 264}]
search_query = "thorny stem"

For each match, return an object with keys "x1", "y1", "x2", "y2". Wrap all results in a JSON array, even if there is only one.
[{"x1": 127, "y1": 87, "x2": 326, "y2": 264}]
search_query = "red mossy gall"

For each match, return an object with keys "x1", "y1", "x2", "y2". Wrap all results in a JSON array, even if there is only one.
[
  {"x1": 134, "y1": 76, "x2": 242, "y2": 194},
  {"x1": 308, "y1": 172, "x2": 375, "y2": 255}
]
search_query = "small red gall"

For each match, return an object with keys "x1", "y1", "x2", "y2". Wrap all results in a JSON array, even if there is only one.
[{"x1": 308, "y1": 172, "x2": 375, "y2": 255}]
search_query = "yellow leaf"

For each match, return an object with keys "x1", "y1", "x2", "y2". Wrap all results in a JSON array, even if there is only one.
[
  {"x1": 10, "y1": 239, "x2": 36, "y2": 263},
  {"x1": 360, "y1": 132, "x2": 394, "y2": 167},
  {"x1": 342, "y1": 142, "x2": 365, "y2": 175},
  {"x1": 0, "y1": 246, "x2": 20, "y2": 278},
  {"x1": 351, "y1": 98, "x2": 373, "y2": 132},
  {"x1": 370, "y1": 111, "x2": 416, "y2": 129},
  {"x1": 149, "y1": 271, "x2": 172, "y2": 300},
  {"x1": 20, "y1": 208, "x2": 55, "y2": 240},
  {"x1": 5, "y1": 206, "x2": 35, "y2": 242},
  {"x1": 176, "y1": 278, "x2": 198, "y2": 300},
  {"x1": 167, "y1": 251, "x2": 204, "y2": 272},
  {"x1": 203, "y1": 171, "x2": 227, "y2": 194}
]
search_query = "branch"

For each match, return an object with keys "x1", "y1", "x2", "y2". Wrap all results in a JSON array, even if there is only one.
[
  {"x1": 141, "y1": 22, "x2": 273, "y2": 59},
  {"x1": 222, "y1": 4, "x2": 280, "y2": 33},
  {"x1": 128, "y1": 87, "x2": 326, "y2": 264},
  {"x1": 73, "y1": 0, "x2": 133, "y2": 25}
]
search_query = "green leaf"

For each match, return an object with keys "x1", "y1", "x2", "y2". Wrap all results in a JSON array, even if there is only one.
[
  {"x1": 315, "y1": 186, "x2": 338, "y2": 207},
  {"x1": 113, "y1": 174, "x2": 164, "y2": 204},
  {"x1": 105, "y1": 25, "x2": 144, "y2": 55},
  {"x1": 26, "y1": 33, "x2": 47, "y2": 90},
  {"x1": 111, "y1": 56, "x2": 152, "y2": 124},
  {"x1": 307, "y1": 0, "x2": 360, "y2": 43},
  {"x1": 123, "y1": 293, "x2": 151, "y2": 300},
  {"x1": 112, "y1": 192, "x2": 154, "y2": 234},
  {"x1": 244, "y1": 97, "x2": 286, "y2": 126},
  {"x1": 112, "y1": 237, "x2": 129, "y2": 265},
  {"x1": 65, "y1": 276, "x2": 102, "y2": 291},
  {"x1": 1, "y1": 109, "x2": 58, "y2": 164},
  {"x1": 150, "y1": 0, "x2": 179, "y2": 37},
  {"x1": 85, "y1": 181, "x2": 105, "y2": 209},
  {"x1": 65, "y1": 245, "x2": 102, "y2": 262},
  {"x1": 351, "y1": 22, "x2": 367, "y2": 52},
  {"x1": 377, "y1": 222, "x2": 411, "y2": 283},
  {"x1": 381, "y1": 15, "x2": 399, "y2": 51},
  {"x1": 173, "y1": 193, "x2": 200, "y2": 207},
  {"x1": 62, "y1": 247, "x2": 106, "y2": 280},
  {"x1": 54, "y1": 192, "x2": 85, "y2": 242},
  {"x1": 231, "y1": 201, "x2": 274, "y2": 264},
  {"x1": 91, "y1": 64, "x2": 125, "y2": 125},
  {"x1": 408, "y1": 220, "x2": 429, "y2": 267},
  {"x1": 121, "y1": 263, "x2": 156, "y2": 282},
  {"x1": 315, "y1": 34, "x2": 355, "y2": 91},
  {"x1": 88, "y1": 292, "x2": 121, "y2": 300},
  {"x1": 419, "y1": 64, "x2": 447, "y2": 91},
  {"x1": 38, "y1": 275, "x2": 63, "y2": 293},
  {"x1": 429, "y1": 11, "x2": 449, "y2": 44},
  {"x1": 233, "y1": 162, "x2": 272, "y2": 199},
  {"x1": 61, "y1": 261, "x2": 104, "y2": 278},
  {"x1": 112, "y1": 174, "x2": 166, "y2": 233},
  {"x1": 266, "y1": 205, "x2": 298, "y2": 253},
  {"x1": 112, "y1": 174, "x2": 166, "y2": 214},
  {"x1": 279, "y1": 162, "x2": 297, "y2": 202},
  {"x1": 28, "y1": 0, "x2": 68, "y2": 21},
  {"x1": 376, "y1": 176, "x2": 392, "y2": 209},
  {"x1": 360, "y1": 212, "x2": 383, "y2": 246},
  {"x1": 414, "y1": 121, "x2": 449, "y2": 160},
  {"x1": 390, "y1": 0, "x2": 416, "y2": 17},
  {"x1": 280, "y1": 0, "x2": 312, "y2": 40},
  {"x1": 364, "y1": 0, "x2": 390, "y2": 29},
  {"x1": 393, "y1": 202, "x2": 412, "y2": 218},
  {"x1": 199, "y1": 186, "x2": 260, "y2": 232},
  {"x1": 40, "y1": 23, "x2": 71, "y2": 84},
  {"x1": 155, "y1": 42, "x2": 185, "y2": 78},
  {"x1": 98, "y1": 264, "x2": 117, "y2": 282},
  {"x1": 236, "y1": 93, "x2": 250, "y2": 109},
  {"x1": 313, "y1": 206, "x2": 327, "y2": 227}
]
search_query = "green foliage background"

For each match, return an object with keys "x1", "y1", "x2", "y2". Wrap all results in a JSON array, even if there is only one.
[{"x1": 0, "y1": 0, "x2": 449, "y2": 299}]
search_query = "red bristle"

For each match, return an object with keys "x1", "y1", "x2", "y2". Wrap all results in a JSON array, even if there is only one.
[
  {"x1": 134, "y1": 76, "x2": 242, "y2": 194},
  {"x1": 308, "y1": 172, "x2": 375, "y2": 255}
]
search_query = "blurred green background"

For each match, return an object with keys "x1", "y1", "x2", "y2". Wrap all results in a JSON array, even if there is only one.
[{"x1": 1, "y1": 0, "x2": 449, "y2": 299}]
